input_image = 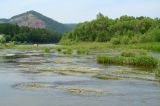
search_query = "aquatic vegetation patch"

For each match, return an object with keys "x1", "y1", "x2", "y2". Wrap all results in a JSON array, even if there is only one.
[
  {"x1": 133, "y1": 77, "x2": 160, "y2": 82},
  {"x1": 52, "y1": 61, "x2": 74, "y2": 64},
  {"x1": 56, "y1": 47, "x2": 62, "y2": 52},
  {"x1": 77, "y1": 48, "x2": 89, "y2": 55},
  {"x1": 25, "y1": 52, "x2": 48, "y2": 56},
  {"x1": 13, "y1": 82, "x2": 55, "y2": 89},
  {"x1": 121, "y1": 50, "x2": 136, "y2": 57},
  {"x1": 97, "y1": 54, "x2": 158, "y2": 67},
  {"x1": 64, "y1": 87, "x2": 111, "y2": 95},
  {"x1": 0, "y1": 52, "x2": 48, "y2": 59},
  {"x1": 121, "y1": 49, "x2": 147, "y2": 57},
  {"x1": 39, "y1": 67, "x2": 102, "y2": 75},
  {"x1": 44, "y1": 47, "x2": 52, "y2": 53},
  {"x1": 62, "y1": 48, "x2": 73, "y2": 55},
  {"x1": 12, "y1": 45, "x2": 56, "y2": 51},
  {"x1": 93, "y1": 74, "x2": 120, "y2": 80},
  {"x1": 93, "y1": 74, "x2": 160, "y2": 82},
  {"x1": 18, "y1": 59, "x2": 47, "y2": 64},
  {"x1": 112, "y1": 70, "x2": 151, "y2": 75}
]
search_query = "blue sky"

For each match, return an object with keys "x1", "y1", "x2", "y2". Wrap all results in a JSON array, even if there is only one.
[{"x1": 0, "y1": 0, "x2": 160, "y2": 23}]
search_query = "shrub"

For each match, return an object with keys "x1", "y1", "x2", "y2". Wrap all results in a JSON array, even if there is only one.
[
  {"x1": 129, "y1": 35, "x2": 141, "y2": 44},
  {"x1": 4, "y1": 42, "x2": 15, "y2": 48},
  {"x1": 0, "y1": 34, "x2": 6, "y2": 44},
  {"x1": 110, "y1": 37, "x2": 120, "y2": 45},
  {"x1": 148, "y1": 28, "x2": 160, "y2": 42},
  {"x1": 139, "y1": 34, "x2": 154, "y2": 43},
  {"x1": 120, "y1": 36, "x2": 130, "y2": 44}
]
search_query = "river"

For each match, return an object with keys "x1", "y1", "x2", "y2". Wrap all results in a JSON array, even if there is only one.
[{"x1": 0, "y1": 47, "x2": 160, "y2": 106}]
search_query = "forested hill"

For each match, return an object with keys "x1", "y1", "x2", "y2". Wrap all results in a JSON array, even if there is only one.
[
  {"x1": 0, "y1": 10, "x2": 75, "y2": 33},
  {"x1": 61, "y1": 13, "x2": 160, "y2": 44},
  {"x1": 0, "y1": 23, "x2": 60, "y2": 43}
]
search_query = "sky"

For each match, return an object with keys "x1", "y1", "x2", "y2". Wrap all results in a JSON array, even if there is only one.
[{"x1": 0, "y1": 0, "x2": 160, "y2": 23}]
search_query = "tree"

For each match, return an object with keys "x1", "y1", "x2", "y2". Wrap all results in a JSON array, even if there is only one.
[
  {"x1": 0, "y1": 34, "x2": 6, "y2": 44},
  {"x1": 0, "y1": 23, "x2": 60, "y2": 43},
  {"x1": 60, "y1": 13, "x2": 160, "y2": 43}
]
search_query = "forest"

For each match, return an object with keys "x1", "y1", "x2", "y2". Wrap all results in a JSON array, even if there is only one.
[
  {"x1": 0, "y1": 23, "x2": 60, "y2": 43},
  {"x1": 61, "y1": 13, "x2": 160, "y2": 44}
]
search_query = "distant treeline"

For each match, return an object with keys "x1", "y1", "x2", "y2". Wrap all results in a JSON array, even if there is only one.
[
  {"x1": 0, "y1": 23, "x2": 60, "y2": 43},
  {"x1": 61, "y1": 13, "x2": 160, "y2": 44}
]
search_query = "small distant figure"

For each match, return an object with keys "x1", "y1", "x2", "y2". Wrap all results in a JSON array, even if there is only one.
[{"x1": 33, "y1": 44, "x2": 38, "y2": 47}]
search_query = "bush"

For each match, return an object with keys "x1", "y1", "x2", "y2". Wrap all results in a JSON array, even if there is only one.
[
  {"x1": 110, "y1": 37, "x2": 120, "y2": 45},
  {"x1": 4, "y1": 42, "x2": 15, "y2": 48},
  {"x1": 139, "y1": 34, "x2": 154, "y2": 43},
  {"x1": 0, "y1": 34, "x2": 6, "y2": 44},
  {"x1": 149, "y1": 28, "x2": 160, "y2": 42},
  {"x1": 120, "y1": 36, "x2": 130, "y2": 44},
  {"x1": 129, "y1": 35, "x2": 141, "y2": 44}
]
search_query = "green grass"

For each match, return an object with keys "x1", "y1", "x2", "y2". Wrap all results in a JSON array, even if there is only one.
[
  {"x1": 0, "y1": 42, "x2": 16, "y2": 49},
  {"x1": 77, "y1": 48, "x2": 89, "y2": 55},
  {"x1": 97, "y1": 54, "x2": 158, "y2": 68},
  {"x1": 126, "y1": 42, "x2": 160, "y2": 52},
  {"x1": 63, "y1": 48, "x2": 73, "y2": 55},
  {"x1": 121, "y1": 50, "x2": 147, "y2": 57},
  {"x1": 44, "y1": 47, "x2": 52, "y2": 53},
  {"x1": 1, "y1": 42, "x2": 160, "y2": 54},
  {"x1": 11, "y1": 45, "x2": 55, "y2": 51},
  {"x1": 121, "y1": 50, "x2": 136, "y2": 57},
  {"x1": 58, "y1": 42, "x2": 160, "y2": 52}
]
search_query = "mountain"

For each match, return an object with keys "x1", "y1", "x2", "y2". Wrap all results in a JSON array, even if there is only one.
[
  {"x1": 65, "y1": 24, "x2": 77, "y2": 29},
  {"x1": 0, "y1": 10, "x2": 76, "y2": 33},
  {"x1": 0, "y1": 19, "x2": 9, "y2": 23}
]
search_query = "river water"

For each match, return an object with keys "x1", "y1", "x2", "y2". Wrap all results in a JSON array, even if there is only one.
[{"x1": 0, "y1": 48, "x2": 160, "y2": 106}]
